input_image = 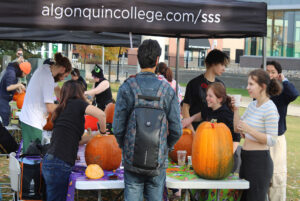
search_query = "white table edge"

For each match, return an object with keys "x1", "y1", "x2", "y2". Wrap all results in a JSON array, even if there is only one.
[{"x1": 166, "y1": 177, "x2": 249, "y2": 189}]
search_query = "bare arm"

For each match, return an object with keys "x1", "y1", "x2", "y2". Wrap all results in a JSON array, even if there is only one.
[
  {"x1": 85, "y1": 80, "x2": 109, "y2": 96},
  {"x1": 7, "y1": 83, "x2": 25, "y2": 92},
  {"x1": 54, "y1": 85, "x2": 61, "y2": 100},
  {"x1": 181, "y1": 112, "x2": 202, "y2": 128},
  {"x1": 46, "y1": 103, "x2": 58, "y2": 113},
  {"x1": 182, "y1": 103, "x2": 195, "y2": 132},
  {"x1": 237, "y1": 120, "x2": 267, "y2": 145},
  {"x1": 85, "y1": 105, "x2": 106, "y2": 134}
]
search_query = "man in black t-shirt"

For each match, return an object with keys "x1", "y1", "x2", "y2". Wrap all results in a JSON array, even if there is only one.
[{"x1": 182, "y1": 49, "x2": 228, "y2": 131}]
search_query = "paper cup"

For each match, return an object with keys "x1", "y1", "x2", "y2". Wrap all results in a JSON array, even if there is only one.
[
  {"x1": 232, "y1": 95, "x2": 242, "y2": 107},
  {"x1": 177, "y1": 150, "x2": 187, "y2": 166}
]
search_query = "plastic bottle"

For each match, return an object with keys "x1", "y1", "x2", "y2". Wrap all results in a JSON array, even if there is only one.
[{"x1": 187, "y1": 156, "x2": 193, "y2": 170}]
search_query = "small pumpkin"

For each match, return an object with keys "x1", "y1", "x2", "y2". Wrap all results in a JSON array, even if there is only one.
[
  {"x1": 85, "y1": 135, "x2": 122, "y2": 171},
  {"x1": 16, "y1": 92, "x2": 26, "y2": 109},
  {"x1": 12, "y1": 92, "x2": 20, "y2": 101},
  {"x1": 84, "y1": 115, "x2": 98, "y2": 131},
  {"x1": 192, "y1": 120, "x2": 233, "y2": 180},
  {"x1": 104, "y1": 103, "x2": 115, "y2": 124},
  {"x1": 43, "y1": 113, "x2": 53, "y2": 131},
  {"x1": 85, "y1": 164, "x2": 104, "y2": 179},
  {"x1": 169, "y1": 128, "x2": 193, "y2": 162}
]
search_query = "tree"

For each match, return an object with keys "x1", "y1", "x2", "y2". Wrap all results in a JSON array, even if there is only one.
[
  {"x1": 75, "y1": 44, "x2": 103, "y2": 69},
  {"x1": 0, "y1": 40, "x2": 42, "y2": 65}
]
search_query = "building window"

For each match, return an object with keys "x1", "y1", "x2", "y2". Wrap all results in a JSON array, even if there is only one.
[
  {"x1": 245, "y1": 10, "x2": 300, "y2": 58},
  {"x1": 165, "y1": 45, "x2": 169, "y2": 60}
]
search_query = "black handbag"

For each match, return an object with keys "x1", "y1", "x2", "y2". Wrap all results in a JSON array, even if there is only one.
[{"x1": 0, "y1": 122, "x2": 18, "y2": 154}]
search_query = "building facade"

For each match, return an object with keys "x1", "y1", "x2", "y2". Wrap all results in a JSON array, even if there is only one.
[{"x1": 243, "y1": 0, "x2": 300, "y2": 58}]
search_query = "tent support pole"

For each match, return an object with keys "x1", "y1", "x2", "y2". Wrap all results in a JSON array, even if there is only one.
[
  {"x1": 102, "y1": 46, "x2": 105, "y2": 74},
  {"x1": 175, "y1": 37, "x2": 180, "y2": 96},
  {"x1": 262, "y1": 36, "x2": 267, "y2": 70}
]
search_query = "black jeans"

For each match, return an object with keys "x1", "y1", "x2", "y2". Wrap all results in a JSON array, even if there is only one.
[{"x1": 239, "y1": 149, "x2": 273, "y2": 201}]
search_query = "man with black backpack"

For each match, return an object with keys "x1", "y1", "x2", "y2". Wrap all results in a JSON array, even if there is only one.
[{"x1": 113, "y1": 39, "x2": 182, "y2": 201}]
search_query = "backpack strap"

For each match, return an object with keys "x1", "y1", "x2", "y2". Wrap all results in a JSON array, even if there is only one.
[
  {"x1": 153, "y1": 81, "x2": 169, "y2": 109},
  {"x1": 126, "y1": 77, "x2": 143, "y2": 107}
]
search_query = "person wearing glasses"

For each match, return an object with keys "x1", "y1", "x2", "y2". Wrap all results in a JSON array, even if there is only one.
[
  {"x1": 84, "y1": 65, "x2": 113, "y2": 111},
  {"x1": 71, "y1": 68, "x2": 87, "y2": 91}
]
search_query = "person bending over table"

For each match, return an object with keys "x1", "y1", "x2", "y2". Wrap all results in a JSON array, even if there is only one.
[
  {"x1": 233, "y1": 69, "x2": 281, "y2": 201},
  {"x1": 0, "y1": 62, "x2": 31, "y2": 126},
  {"x1": 19, "y1": 53, "x2": 72, "y2": 152},
  {"x1": 84, "y1": 65, "x2": 113, "y2": 111},
  {"x1": 42, "y1": 80, "x2": 107, "y2": 201}
]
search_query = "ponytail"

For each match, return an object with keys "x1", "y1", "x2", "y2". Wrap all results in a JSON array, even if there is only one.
[
  {"x1": 165, "y1": 67, "x2": 173, "y2": 82},
  {"x1": 267, "y1": 79, "x2": 282, "y2": 97},
  {"x1": 224, "y1": 95, "x2": 234, "y2": 112}
]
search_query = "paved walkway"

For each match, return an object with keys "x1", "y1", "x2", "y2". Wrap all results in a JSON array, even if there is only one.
[
  {"x1": 107, "y1": 76, "x2": 300, "y2": 117},
  {"x1": 179, "y1": 86, "x2": 300, "y2": 117},
  {"x1": 240, "y1": 96, "x2": 300, "y2": 117}
]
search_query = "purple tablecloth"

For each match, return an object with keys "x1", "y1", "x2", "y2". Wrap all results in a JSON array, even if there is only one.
[{"x1": 66, "y1": 145, "x2": 124, "y2": 201}]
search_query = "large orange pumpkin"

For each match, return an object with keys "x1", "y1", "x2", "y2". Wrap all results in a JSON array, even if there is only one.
[
  {"x1": 16, "y1": 92, "x2": 25, "y2": 109},
  {"x1": 169, "y1": 128, "x2": 193, "y2": 163},
  {"x1": 43, "y1": 113, "x2": 53, "y2": 131},
  {"x1": 84, "y1": 115, "x2": 98, "y2": 131},
  {"x1": 104, "y1": 103, "x2": 115, "y2": 124},
  {"x1": 85, "y1": 135, "x2": 122, "y2": 170},
  {"x1": 192, "y1": 120, "x2": 233, "y2": 180}
]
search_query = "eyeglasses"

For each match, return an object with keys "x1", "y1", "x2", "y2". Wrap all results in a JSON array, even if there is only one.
[{"x1": 94, "y1": 65, "x2": 101, "y2": 73}]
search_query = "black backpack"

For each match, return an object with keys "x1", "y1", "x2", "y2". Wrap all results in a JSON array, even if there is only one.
[
  {"x1": 123, "y1": 77, "x2": 169, "y2": 176},
  {"x1": 0, "y1": 122, "x2": 18, "y2": 154}
]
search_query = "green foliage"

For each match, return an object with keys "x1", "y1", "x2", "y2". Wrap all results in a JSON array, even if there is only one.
[{"x1": 0, "y1": 40, "x2": 42, "y2": 65}]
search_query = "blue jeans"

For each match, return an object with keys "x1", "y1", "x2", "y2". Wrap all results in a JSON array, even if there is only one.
[
  {"x1": 42, "y1": 154, "x2": 72, "y2": 201},
  {"x1": 124, "y1": 169, "x2": 166, "y2": 201}
]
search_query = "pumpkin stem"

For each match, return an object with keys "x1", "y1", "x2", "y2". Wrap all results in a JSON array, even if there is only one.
[{"x1": 210, "y1": 119, "x2": 217, "y2": 128}]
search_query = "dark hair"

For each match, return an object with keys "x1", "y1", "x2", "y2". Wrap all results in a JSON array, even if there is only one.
[
  {"x1": 156, "y1": 62, "x2": 173, "y2": 82},
  {"x1": 91, "y1": 64, "x2": 104, "y2": 79},
  {"x1": 205, "y1": 49, "x2": 229, "y2": 68},
  {"x1": 54, "y1": 53, "x2": 72, "y2": 73},
  {"x1": 10, "y1": 62, "x2": 23, "y2": 78},
  {"x1": 71, "y1": 68, "x2": 80, "y2": 77},
  {"x1": 266, "y1": 61, "x2": 282, "y2": 74},
  {"x1": 207, "y1": 82, "x2": 233, "y2": 111},
  {"x1": 137, "y1": 39, "x2": 161, "y2": 68},
  {"x1": 249, "y1": 69, "x2": 282, "y2": 97},
  {"x1": 52, "y1": 80, "x2": 86, "y2": 122}
]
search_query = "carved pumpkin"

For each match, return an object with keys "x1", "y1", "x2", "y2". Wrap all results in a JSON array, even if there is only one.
[
  {"x1": 12, "y1": 92, "x2": 20, "y2": 101},
  {"x1": 104, "y1": 103, "x2": 115, "y2": 124},
  {"x1": 192, "y1": 120, "x2": 233, "y2": 180},
  {"x1": 85, "y1": 164, "x2": 104, "y2": 179},
  {"x1": 85, "y1": 135, "x2": 122, "y2": 171},
  {"x1": 16, "y1": 92, "x2": 25, "y2": 109},
  {"x1": 43, "y1": 113, "x2": 53, "y2": 131},
  {"x1": 84, "y1": 115, "x2": 98, "y2": 131},
  {"x1": 169, "y1": 128, "x2": 193, "y2": 163}
]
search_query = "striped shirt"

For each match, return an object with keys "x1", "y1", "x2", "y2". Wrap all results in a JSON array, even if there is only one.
[{"x1": 241, "y1": 100, "x2": 279, "y2": 146}]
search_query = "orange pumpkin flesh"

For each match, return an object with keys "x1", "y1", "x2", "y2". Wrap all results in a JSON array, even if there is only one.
[
  {"x1": 16, "y1": 92, "x2": 25, "y2": 109},
  {"x1": 43, "y1": 113, "x2": 53, "y2": 131},
  {"x1": 104, "y1": 103, "x2": 115, "y2": 124},
  {"x1": 192, "y1": 121, "x2": 233, "y2": 180},
  {"x1": 84, "y1": 115, "x2": 99, "y2": 131},
  {"x1": 169, "y1": 128, "x2": 193, "y2": 162},
  {"x1": 85, "y1": 164, "x2": 104, "y2": 179},
  {"x1": 85, "y1": 135, "x2": 122, "y2": 171}
]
